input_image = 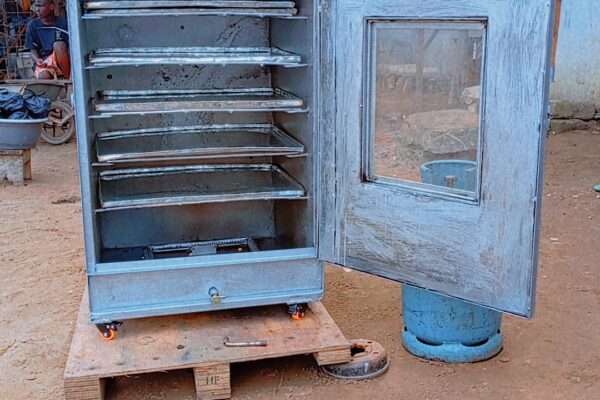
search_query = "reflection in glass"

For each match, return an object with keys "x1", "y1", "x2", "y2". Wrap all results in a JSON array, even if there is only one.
[{"x1": 368, "y1": 21, "x2": 485, "y2": 196}]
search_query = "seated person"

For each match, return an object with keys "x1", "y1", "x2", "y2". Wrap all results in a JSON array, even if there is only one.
[{"x1": 25, "y1": 0, "x2": 70, "y2": 79}]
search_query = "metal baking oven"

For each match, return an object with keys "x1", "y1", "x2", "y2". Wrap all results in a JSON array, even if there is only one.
[{"x1": 68, "y1": 0, "x2": 555, "y2": 334}]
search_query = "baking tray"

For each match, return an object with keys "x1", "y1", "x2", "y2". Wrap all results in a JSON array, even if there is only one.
[
  {"x1": 88, "y1": 47, "x2": 302, "y2": 68},
  {"x1": 83, "y1": 0, "x2": 298, "y2": 17},
  {"x1": 92, "y1": 88, "x2": 305, "y2": 116},
  {"x1": 85, "y1": 1, "x2": 296, "y2": 9},
  {"x1": 83, "y1": 8, "x2": 298, "y2": 17},
  {"x1": 98, "y1": 164, "x2": 306, "y2": 210},
  {"x1": 149, "y1": 237, "x2": 259, "y2": 258},
  {"x1": 96, "y1": 124, "x2": 305, "y2": 163}
]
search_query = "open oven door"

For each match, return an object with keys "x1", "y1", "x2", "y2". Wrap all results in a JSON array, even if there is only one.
[{"x1": 318, "y1": 0, "x2": 555, "y2": 317}]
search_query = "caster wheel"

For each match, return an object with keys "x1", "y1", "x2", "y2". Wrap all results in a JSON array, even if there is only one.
[
  {"x1": 102, "y1": 328, "x2": 117, "y2": 341},
  {"x1": 288, "y1": 304, "x2": 307, "y2": 320},
  {"x1": 41, "y1": 101, "x2": 75, "y2": 145},
  {"x1": 96, "y1": 322, "x2": 122, "y2": 341}
]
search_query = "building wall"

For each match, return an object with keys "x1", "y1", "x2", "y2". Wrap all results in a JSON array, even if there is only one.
[{"x1": 551, "y1": 0, "x2": 600, "y2": 105}]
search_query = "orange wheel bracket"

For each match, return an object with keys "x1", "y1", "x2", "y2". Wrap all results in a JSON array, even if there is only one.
[
  {"x1": 291, "y1": 312, "x2": 304, "y2": 321},
  {"x1": 100, "y1": 329, "x2": 117, "y2": 341},
  {"x1": 288, "y1": 304, "x2": 307, "y2": 320},
  {"x1": 96, "y1": 322, "x2": 122, "y2": 341}
]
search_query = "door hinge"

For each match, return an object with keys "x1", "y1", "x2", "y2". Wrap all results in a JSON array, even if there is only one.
[{"x1": 318, "y1": 0, "x2": 327, "y2": 14}]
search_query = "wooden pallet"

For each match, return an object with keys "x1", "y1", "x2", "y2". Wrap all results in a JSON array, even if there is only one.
[
  {"x1": 0, "y1": 149, "x2": 31, "y2": 185},
  {"x1": 64, "y1": 292, "x2": 352, "y2": 400}
]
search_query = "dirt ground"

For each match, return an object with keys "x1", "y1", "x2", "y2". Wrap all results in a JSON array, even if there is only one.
[{"x1": 1, "y1": 130, "x2": 600, "y2": 400}]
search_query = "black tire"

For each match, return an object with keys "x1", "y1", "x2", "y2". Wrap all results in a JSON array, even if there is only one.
[{"x1": 41, "y1": 100, "x2": 75, "y2": 145}]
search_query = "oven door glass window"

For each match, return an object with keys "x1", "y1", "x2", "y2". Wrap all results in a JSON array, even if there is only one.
[{"x1": 365, "y1": 20, "x2": 486, "y2": 200}]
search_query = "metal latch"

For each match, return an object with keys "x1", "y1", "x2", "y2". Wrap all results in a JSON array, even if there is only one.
[{"x1": 208, "y1": 287, "x2": 226, "y2": 304}]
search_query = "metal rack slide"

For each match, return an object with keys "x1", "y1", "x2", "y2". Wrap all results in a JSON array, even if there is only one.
[
  {"x1": 83, "y1": 0, "x2": 298, "y2": 17},
  {"x1": 92, "y1": 88, "x2": 305, "y2": 116},
  {"x1": 102, "y1": 237, "x2": 262, "y2": 262},
  {"x1": 88, "y1": 47, "x2": 303, "y2": 68},
  {"x1": 149, "y1": 237, "x2": 260, "y2": 257},
  {"x1": 95, "y1": 124, "x2": 305, "y2": 163},
  {"x1": 98, "y1": 164, "x2": 306, "y2": 210}
]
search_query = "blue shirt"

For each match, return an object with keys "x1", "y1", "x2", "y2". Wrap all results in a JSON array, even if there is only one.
[{"x1": 25, "y1": 16, "x2": 69, "y2": 59}]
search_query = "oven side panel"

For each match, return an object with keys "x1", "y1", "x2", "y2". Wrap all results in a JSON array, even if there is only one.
[
  {"x1": 317, "y1": 0, "x2": 338, "y2": 262},
  {"x1": 271, "y1": 0, "x2": 317, "y2": 252},
  {"x1": 67, "y1": 0, "x2": 101, "y2": 270},
  {"x1": 89, "y1": 251, "x2": 323, "y2": 322}
]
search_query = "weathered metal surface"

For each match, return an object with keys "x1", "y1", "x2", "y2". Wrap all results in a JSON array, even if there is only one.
[
  {"x1": 323, "y1": 0, "x2": 554, "y2": 317},
  {"x1": 88, "y1": 47, "x2": 302, "y2": 68},
  {"x1": 88, "y1": 250, "x2": 322, "y2": 322},
  {"x1": 96, "y1": 124, "x2": 305, "y2": 163},
  {"x1": 83, "y1": 0, "x2": 298, "y2": 17},
  {"x1": 69, "y1": 0, "x2": 552, "y2": 322},
  {"x1": 85, "y1": 13, "x2": 269, "y2": 50},
  {"x1": 84, "y1": 0, "x2": 296, "y2": 9},
  {"x1": 93, "y1": 88, "x2": 305, "y2": 115},
  {"x1": 68, "y1": 0, "x2": 101, "y2": 269},
  {"x1": 83, "y1": 7, "x2": 299, "y2": 18},
  {"x1": 98, "y1": 164, "x2": 306, "y2": 210},
  {"x1": 98, "y1": 201, "x2": 277, "y2": 251},
  {"x1": 269, "y1": 11, "x2": 318, "y2": 273},
  {"x1": 317, "y1": 0, "x2": 337, "y2": 263},
  {"x1": 150, "y1": 237, "x2": 254, "y2": 257}
]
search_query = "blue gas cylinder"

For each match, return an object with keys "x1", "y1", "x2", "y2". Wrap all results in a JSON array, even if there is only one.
[{"x1": 401, "y1": 160, "x2": 503, "y2": 363}]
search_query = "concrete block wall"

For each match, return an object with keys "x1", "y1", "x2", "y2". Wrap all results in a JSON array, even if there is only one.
[{"x1": 551, "y1": 0, "x2": 600, "y2": 113}]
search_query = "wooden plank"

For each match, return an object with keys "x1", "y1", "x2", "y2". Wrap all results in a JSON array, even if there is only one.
[
  {"x1": 193, "y1": 363, "x2": 231, "y2": 400},
  {"x1": 64, "y1": 377, "x2": 105, "y2": 400},
  {"x1": 23, "y1": 149, "x2": 31, "y2": 181},
  {"x1": 64, "y1": 290, "x2": 350, "y2": 390},
  {"x1": 314, "y1": 348, "x2": 353, "y2": 366}
]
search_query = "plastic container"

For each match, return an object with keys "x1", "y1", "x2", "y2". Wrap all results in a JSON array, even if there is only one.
[{"x1": 0, "y1": 118, "x2": 47, "y2": 149}]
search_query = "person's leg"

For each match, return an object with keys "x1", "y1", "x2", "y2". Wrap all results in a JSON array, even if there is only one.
[
  {"x1": 36, "y1": 69, "x2": 54, "y2": 79},
  {"x1": 53, "y1": 41, "x2": 70, "y2": 78}
]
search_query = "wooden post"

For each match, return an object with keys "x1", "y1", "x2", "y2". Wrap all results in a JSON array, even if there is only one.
[
  {"x1": 0, "y1": 149, "x2": 32, "y2": 185},
  {"x1": 193, "y1": 363, "x2": 231, "y2": 400},
  {"x1": 23, "y1": 148, "x2": 32, "y2": 181},
  {"x1": 64, "y1": 377, "x2": 106, "y2": 400}
]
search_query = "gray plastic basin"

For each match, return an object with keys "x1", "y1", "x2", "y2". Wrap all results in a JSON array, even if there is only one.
[{"x1": 0, "y1": 118, "x2": 47, "y2": 150}]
